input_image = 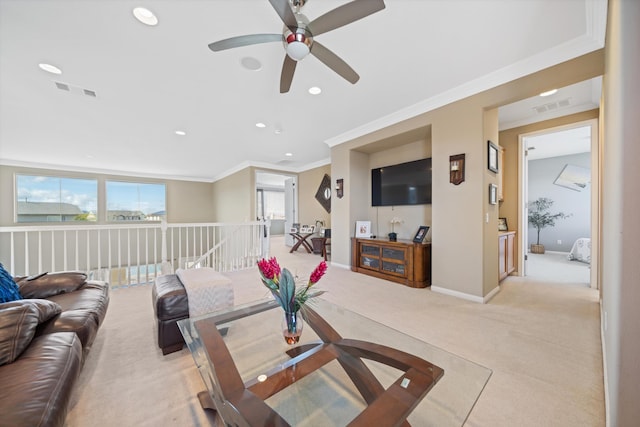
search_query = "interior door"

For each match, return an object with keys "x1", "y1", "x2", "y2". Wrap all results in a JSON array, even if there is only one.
[
  {"x1": 284, "y1": 177, "x2": 297, "y2": 247},
  {"x1": 518, "y1": 135, "x2": 530, "y2": 277}
]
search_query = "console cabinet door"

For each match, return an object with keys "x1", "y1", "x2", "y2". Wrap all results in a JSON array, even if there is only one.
[
  {"x1": 499, "y1": 234, "x2": 508, "y2": 280},
  {"x1": 381, "y1": 246, "x2": 408, "y2": 278}
]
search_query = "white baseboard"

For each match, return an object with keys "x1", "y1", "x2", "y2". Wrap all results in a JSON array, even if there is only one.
[
  {"x1": 330, "y1": 261, "x2": 351, "y2": 270},
  {"x1": 431, "y1": 285, "x2": 501, "y2": 304}
]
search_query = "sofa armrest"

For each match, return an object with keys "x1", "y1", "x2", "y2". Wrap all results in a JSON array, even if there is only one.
[{"x1": 17, "y1": 272, "x2": 87, "y2": 299}]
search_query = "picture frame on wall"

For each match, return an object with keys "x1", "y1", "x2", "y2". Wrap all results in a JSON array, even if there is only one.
[
  {"x1": 413, "y1": 226, "x2": 429, "y2": 243},
  {"x1": 355, "y1": 221, "x2": 371, "y2": 238},
  {"x1": 498, "y1": 217, "x2": 508, "y2": 231},
  {"x1": 488, "y1": 140, "x2": 499, "y2": 173},
  {"x1": 489, "y1": 183, "x2": 498, "y2": 205}
]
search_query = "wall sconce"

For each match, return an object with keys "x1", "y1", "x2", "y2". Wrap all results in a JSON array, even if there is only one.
[
  {"x1": 449, "y1": 154, "x2": 465, "y2": 185},
  {"x1": 336, "y1": 178, "x2": 344, "y2": 199}
]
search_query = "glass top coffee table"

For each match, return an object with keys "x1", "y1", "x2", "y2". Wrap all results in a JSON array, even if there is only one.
[{"x1": 178, "y1": 298, "x2": 491, "y2": 427}]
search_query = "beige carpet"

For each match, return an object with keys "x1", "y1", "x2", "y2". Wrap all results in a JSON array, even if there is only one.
[
  {"x1": 527, "y1": 251, "x2": 591, "y2": 285},
  {"x1": 65, "y1": 237, "x2": 604, "y2": 426}
]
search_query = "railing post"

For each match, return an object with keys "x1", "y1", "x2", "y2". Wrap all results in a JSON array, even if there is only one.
[
  {"x1": 160, "y1": 218, "x2": 173, "y2": 275},
  {"x1": 161, "y1": 218, "x2": 168, "y2": 264},
  {"x1": 262, "y1": 219, "x2": 271, "y2": 259}
]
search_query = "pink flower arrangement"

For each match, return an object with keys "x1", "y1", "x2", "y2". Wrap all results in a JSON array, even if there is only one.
[{"x1": 257, "y1": 257, "x2": 327, "y2": 313}]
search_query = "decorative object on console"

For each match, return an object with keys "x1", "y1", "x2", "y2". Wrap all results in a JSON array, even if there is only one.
[
  {"x1": 257, "y1": 257, "x2": 326, "y2": 344},
  {"x1": 413, "y1": 226, "x2": 429, "y2": 243},
  {"x1": 388, "y1": 217, "x2": 403, "y2": 241},
  {"x1": 336, "y1": 178, "x2": 344, "y2": 199},
  {"x1": 488, "y1": 140, "x2": 499, "y2": 173},
  {"x1": 355, "y1": 220, "x2": 371, "y2": 238},
  {"x1": 498, "y1": 217, "x2": 508, "y2": 231},
  {"x1": 528, "y1": 197, "x2": 571, "y2": 254},
  {"x1": 489, "y1": 184, "x2": 498, "y2": 205},
  {"x1": 449, "y1": 154, "x2": 465, "y2": 185},
  {"x1": 315, "y1": 174, "x2": 332, "y2": 213},
  {"x1": 299, "y1": 225, "x2": 315, "y2": 233}
]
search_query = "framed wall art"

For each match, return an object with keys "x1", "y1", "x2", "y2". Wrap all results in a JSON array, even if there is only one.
[
  {"x1": 489, "y1": 183, "x2": 498, "y2": 205},
  {"x1": 488, "y1": 140, "x2": 499, "y2": 173}
]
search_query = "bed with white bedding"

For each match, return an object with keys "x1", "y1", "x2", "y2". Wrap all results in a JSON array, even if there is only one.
[{"x1": 568, "y1": 237, "x2": 591, "y2": 263}]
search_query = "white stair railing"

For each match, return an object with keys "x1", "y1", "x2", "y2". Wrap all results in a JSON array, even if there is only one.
[{"x1": 0, "y1": 220, "x2": 270, "y2": 288}]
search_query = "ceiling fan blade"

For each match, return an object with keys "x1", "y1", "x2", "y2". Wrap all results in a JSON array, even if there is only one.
[
  {"x1": 208, "y1": 34, "x2": 282, "y2": 52},
  {"x1": 268, "y1": 0, "x2": 298, "y2": 32},
  {"x1": 308, "y1": 0, "x2": 385, "y2": 36},
  {"x1": 280, "y1": 55, "x2": 297, "y2": 93},
  {"x1": 310, "y1": 41, "x2": 359, "y2": 84}
]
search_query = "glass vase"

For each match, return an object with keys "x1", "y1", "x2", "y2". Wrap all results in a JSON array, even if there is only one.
[{"x1": 281, "y1": 310, "x2": 303, "y2": 345}]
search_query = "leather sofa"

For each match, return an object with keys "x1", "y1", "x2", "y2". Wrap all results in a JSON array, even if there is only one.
[
  {"x1": 152, "y1": 273, "x2": 189, "y2": 355},
  {"x1": 0, "y1": 271, "x2": 109, "y2": 427}
]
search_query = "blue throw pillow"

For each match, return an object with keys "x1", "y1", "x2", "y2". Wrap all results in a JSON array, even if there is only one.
[{"x1": 0, "y1": 263, "x2": 22, "y2": 303}]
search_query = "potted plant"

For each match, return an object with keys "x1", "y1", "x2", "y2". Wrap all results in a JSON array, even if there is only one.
[
  {"x1": 388, "y1": 217, "x2": 403, "y2": 241},
  {"x1": 528, "y1": 197, "x2": 570, "y2": 254}
]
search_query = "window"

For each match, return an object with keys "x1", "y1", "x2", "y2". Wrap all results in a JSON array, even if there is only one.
[
  {"x1": 16, "y1": 175, "x2": 98, "y2": 223},
  {"x1": 257, "y1": 189, "x2": 285, "y2": 220},
  {"x1": 106, "y1": 181, "x2": 166, "y2": 221}
]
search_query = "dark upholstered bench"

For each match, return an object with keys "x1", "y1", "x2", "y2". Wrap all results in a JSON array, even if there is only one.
[{"x1": 152, "y1": 274, "x2": 189, "y2": 355}]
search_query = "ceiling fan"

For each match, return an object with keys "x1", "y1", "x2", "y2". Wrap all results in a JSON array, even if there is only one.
[{"x1": 208, "y1": 0, "x2": 386, "y2": 93}]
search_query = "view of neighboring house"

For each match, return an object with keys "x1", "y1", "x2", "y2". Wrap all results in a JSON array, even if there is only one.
[
  {"x1": 106, "y1": 210, "x2": 147, "y2": 221},
  {"x1": 17, "y1": 201, "x2": 88, "y2": 223}
]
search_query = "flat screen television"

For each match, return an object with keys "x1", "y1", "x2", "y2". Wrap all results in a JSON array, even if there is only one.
[{"x1": 371, "y1": 158, "x2": 432, "y2": 206}]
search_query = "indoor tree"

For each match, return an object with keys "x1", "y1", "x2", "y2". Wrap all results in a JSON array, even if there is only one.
[{"x1": 528, "y1": 197, "x2": 571, "y2": 251}]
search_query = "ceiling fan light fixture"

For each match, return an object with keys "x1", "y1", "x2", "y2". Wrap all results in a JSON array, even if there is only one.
[{"x1": 285, "y1": 32, "x2": 311, "y2": 61}]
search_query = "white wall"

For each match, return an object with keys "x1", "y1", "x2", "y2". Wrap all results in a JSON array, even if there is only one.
[{"x1": 601, "y1": 0, "x2": 640, "y2": 424}]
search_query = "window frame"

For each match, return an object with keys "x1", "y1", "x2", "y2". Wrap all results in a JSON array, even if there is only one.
[
  {"x1": 105, "y1": 180, "x2": 166, "y2": 222},
  {"x1": 15, "y1": 174, "x2": 98, "y2": 223}
]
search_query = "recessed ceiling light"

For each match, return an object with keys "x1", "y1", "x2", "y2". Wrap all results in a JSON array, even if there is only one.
[
  {"x1": 539, "y1": 89, "x2": 558, "y2": 97},
  {"x1": 256, "y1": 122, "x2": 266, "y2": 128},
  {"x1": 175, "y1": 130, "x2": 186, "y2": 136},
  {"x1": 38, "y1": 63, "x2": 62, "y2": 74},
  {"x1": 241, "y1": 57, "x2": 262, "y2": 71},
  {"x1": 274, "y1": 129, "x2": 282, "y2": 135},
  {"x1": 308, "y1": 86, "x2": 321, "y2": 95},
  {"x1": 133, "y1": 7, "x2": 158, "y2": 26},
  {"x1": 285, "y1": 152, "x2": 293, "y2": 157}
]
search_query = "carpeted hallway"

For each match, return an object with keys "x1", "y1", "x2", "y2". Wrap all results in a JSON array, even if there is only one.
[{"x1": 65, "y1": 236, "x2": 604, "y2": 426}]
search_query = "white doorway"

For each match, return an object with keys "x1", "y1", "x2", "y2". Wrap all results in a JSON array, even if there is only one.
[
  {"x1": 518, "y1": 119, "x2": 599, "y2": 288},
  {"x1": 255, "y1": 171, "x2": 297, "y2": 246}
]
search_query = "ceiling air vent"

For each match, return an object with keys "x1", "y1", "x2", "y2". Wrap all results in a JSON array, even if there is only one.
[
  {"x1": 53, "y1": 82, "x2": 97, "y2": 98},
  {"x1": 533, "y1": 98, "x2": 572, "y2": 114}
]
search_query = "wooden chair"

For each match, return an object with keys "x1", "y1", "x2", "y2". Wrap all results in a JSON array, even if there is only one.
[{"x1": 321, "y1": 229, "x2": 331, "y2": 261}]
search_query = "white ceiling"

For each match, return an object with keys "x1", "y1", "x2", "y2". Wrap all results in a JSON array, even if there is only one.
[
  {"x1": 524, "y1": 125, "x2": 592, "y2": 161},
  {"x1": 0, "y1": 0, "x2": 606, "y2": 183}
]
